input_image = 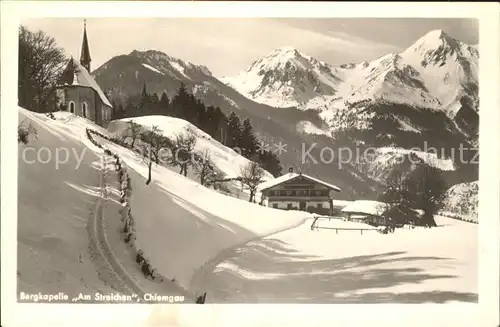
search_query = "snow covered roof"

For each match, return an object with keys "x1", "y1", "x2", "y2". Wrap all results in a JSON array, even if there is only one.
[
  {"x1": 341, "y1": 200, "x2": 389, "y2": 217},
  {"x1": 57, "y1": 58, "x2": 113, "y2": 108},
  {"x1": 258, "y1": 172, "x2": 341, "y2": 193}
]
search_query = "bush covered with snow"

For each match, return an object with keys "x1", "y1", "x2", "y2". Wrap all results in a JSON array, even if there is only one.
[{"x1": 441, "y1": 181, "x2": 478, "y2": 223}]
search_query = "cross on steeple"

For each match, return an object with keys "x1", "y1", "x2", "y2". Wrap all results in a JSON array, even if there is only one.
[{"x1": 80, "y1": 19, "x2": 91, "y2": 72}]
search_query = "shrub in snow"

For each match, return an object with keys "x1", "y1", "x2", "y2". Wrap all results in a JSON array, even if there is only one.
[
  {"x1": 122, "y1": 220, "x2": 131, "y2": 234},
  {"x1": 141, "y1": 261, "x2": 154, "y2": 280},
  {"x1": 135, "y1": 250, "x2": 146, "y2": 265},
  {"x1": 18, "y1": 120, "x2": 38, "y2": 145}
]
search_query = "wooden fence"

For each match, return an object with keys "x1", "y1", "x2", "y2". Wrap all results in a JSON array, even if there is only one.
[{"x1": 310, "y1": 216, "x2": 380, "y2": 235}]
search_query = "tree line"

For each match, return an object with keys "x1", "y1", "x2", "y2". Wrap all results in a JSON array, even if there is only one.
[{"x1": 110, "y1": 82, "x2": 283, "y2": 177}]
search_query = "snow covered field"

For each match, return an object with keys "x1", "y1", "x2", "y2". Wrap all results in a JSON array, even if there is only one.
[{"x1": 192, "y1": 215, "x2": 477, "y2": 303}]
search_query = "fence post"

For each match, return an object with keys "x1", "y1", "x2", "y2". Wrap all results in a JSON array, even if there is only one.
[
  {"x1": 361, "y1": 229, "x2": 363, "y2": 235},
  {"x1": 336, "y1": 229, "x2": 338, "y2": 234}
]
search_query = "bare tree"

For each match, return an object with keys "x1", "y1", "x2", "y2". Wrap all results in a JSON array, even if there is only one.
[
  {"x1": 380, "y1": 163, "x2": 448, "y2": 227},
  {"x1": 169, "y1": 128, "x2": 197, "y2": 177},
  {"x1": 124, "y1": 120, "x2": 142, "y2": 148},
  {"x1": 140, "y1": 125, "x2": 171, "y2": 185},
  {"x1": 18, "y1": 119, "x2": 38, "y2": 144},
  {"x1": 18, "y1": 25, "x2": 67, "y2": 112},
  {"x1": 194, "y1": 150, "x2": 217, "y2": 186},
  {"x1": 239, "y1": 161, "x2": 266, "y2": 203},
  {"x1": 379, "y1": 168, "x2": 408, "y2": 205}
]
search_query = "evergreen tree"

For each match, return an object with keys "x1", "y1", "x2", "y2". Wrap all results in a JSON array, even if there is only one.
[
  {"x1": 137, "y1": 82, "x2": 151, "y2": 115},
  {"x1": 124, "y1": 95, "x2": 139, "y2": 118},
  {"x1": 193, "y1": 98, "x2": 207, "y2": 128},
  {"x1": 240, "y1": 118, "x2": 258, "y2": 158},
  {"x1": 160, "y1": 91, "x2": 170, "y2": 115},
  {"x1": 116, "y1": 102, "x2": 126, "y2": 119},
  {"x1": 226, "y1": 112, "x2": 242, "y2": 149},
  {"x1": 149, "y1": 92, "x2": 161, "y2": 115},
  {"x1": 171, "y1": 82, "x2": 190, "y2": 118},
  {"x1": 204, "y1": 105, "x2": 217, "y2": 136},
  {"x1": 258, "y1": 149, "x2": 283, "y2": 177}
]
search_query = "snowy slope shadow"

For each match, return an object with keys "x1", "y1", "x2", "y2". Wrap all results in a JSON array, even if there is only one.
[
  {"x1": 17, "y1": 111, "x2": 118, "y2": 297},
  {"x1": 195, "y1": 240, "x2": 477, "y2": 303},
  {"x1": 125, "y1": 166, "x2": 256, "y2": 292}
]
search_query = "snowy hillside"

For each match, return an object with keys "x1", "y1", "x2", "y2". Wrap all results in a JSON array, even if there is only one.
[
  {"x1": 108, "y1": 115, "x2": 274, "y2": 180},
  {"x1": 224, "y1": 30, "x2": 478, "y2": 119},
  {"x1": 441, "y1": 181, "x2": 478, "y2": 223},
  {"x1": 18, "y1": 107, "x2": 312, "y2": 298},
  {"x1": 18, "y1": 108, "x2": 117, "y2": 296}
]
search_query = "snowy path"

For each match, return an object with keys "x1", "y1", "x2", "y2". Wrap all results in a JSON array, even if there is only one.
[
  {"x1": 87, "y1": 153, "x2": 145, "y2": 299},
  {"x1": 192, "y1": 217, "x2": 477, "y2": 303}
]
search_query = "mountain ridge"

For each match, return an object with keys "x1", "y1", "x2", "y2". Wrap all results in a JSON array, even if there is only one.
[
  {"x1": 92, "y1": 29, "x2": 478, "y2": 198},
  {"x1": 223, "y1": 29, "x2": 478, "y2": 121}
]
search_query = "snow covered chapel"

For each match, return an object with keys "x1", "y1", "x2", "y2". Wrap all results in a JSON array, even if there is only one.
[{"x1": 55, "y1": 20, "x2": 112, "y2": 126}]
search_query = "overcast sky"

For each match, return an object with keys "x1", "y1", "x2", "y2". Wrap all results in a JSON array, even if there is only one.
[{"x1": 23, "y1": 18, "x2": 478, "y2": 77}]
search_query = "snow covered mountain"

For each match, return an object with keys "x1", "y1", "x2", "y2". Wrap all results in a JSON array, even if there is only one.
[
  {"x1": 92, "y1": 30, "x2": 479, "y2": 199},
  {"x1": 93, "y1": 49, "x2": 385, "y2": 199},
  {"x1": 222, "y1": 46, "x2": 343, "y2": 109},
  {"x1": 223, "y1": 30, "x2": 478, "y2": 119}
]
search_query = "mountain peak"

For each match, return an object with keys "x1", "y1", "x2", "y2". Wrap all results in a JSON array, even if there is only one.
[
  {"x1": 273, "y1": 46, "x2": 300, "y2": 54},
  {"x1": 267, "y1": 46, "x2": 303, "y2": 60},
  {"x1": 424, "y1": 29, "x2": 448, "y2": 40},
  {"x1": 410, "y1": 29, "x2": 460, "y2": 51},
  {"x1": 245, "y1": 47, "x2": 310, "y2": 73}
]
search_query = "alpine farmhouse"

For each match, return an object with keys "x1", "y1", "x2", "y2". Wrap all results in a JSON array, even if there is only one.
[{"x1": 259, "y1": 170, "x2": 341, "y2": 216}]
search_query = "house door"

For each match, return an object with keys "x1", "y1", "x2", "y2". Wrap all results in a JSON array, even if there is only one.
[{"x1": 299, "y1": 201, "x2": 306, "y2": 211}]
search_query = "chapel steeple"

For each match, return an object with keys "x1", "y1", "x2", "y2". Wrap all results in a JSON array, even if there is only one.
[{"x1": 80, "y1": 19, "x2": 92, "y2": 72}]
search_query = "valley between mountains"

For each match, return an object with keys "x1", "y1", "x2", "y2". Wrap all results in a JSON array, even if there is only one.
[{"x1": 93, "y1": 29, "x2": 479, "y2": 200}]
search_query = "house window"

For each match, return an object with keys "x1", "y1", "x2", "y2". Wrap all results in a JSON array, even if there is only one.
[
  {"x1": 69, "y1": 101, "x2": 75, "y2": 114},
  {"x1": 317, "y1": 203, "x2": 323, "y2": 209},
  {"x1": 286, "y1": 190, "x2": 293, "y2": 196},
  {"x1": 82, "y1": 102, "x2": 88, "y2": 118},
  {"x1": 272, "y1": 203, "x2": 278, "y2": 208},
  {"x1": 287, "y1": 203, "x2": 292, "y2": 210}
]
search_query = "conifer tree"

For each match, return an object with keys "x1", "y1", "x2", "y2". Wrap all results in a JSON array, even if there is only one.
[
  {"x1": 227, "y1": 112, "x2": 242, "y2": 149},
  {"x1": 160, "y1": 91, "x2": 170, "y2": 115},
  {"x1": 240, "y1": 118, "x2": 258, "y2": 158}
]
